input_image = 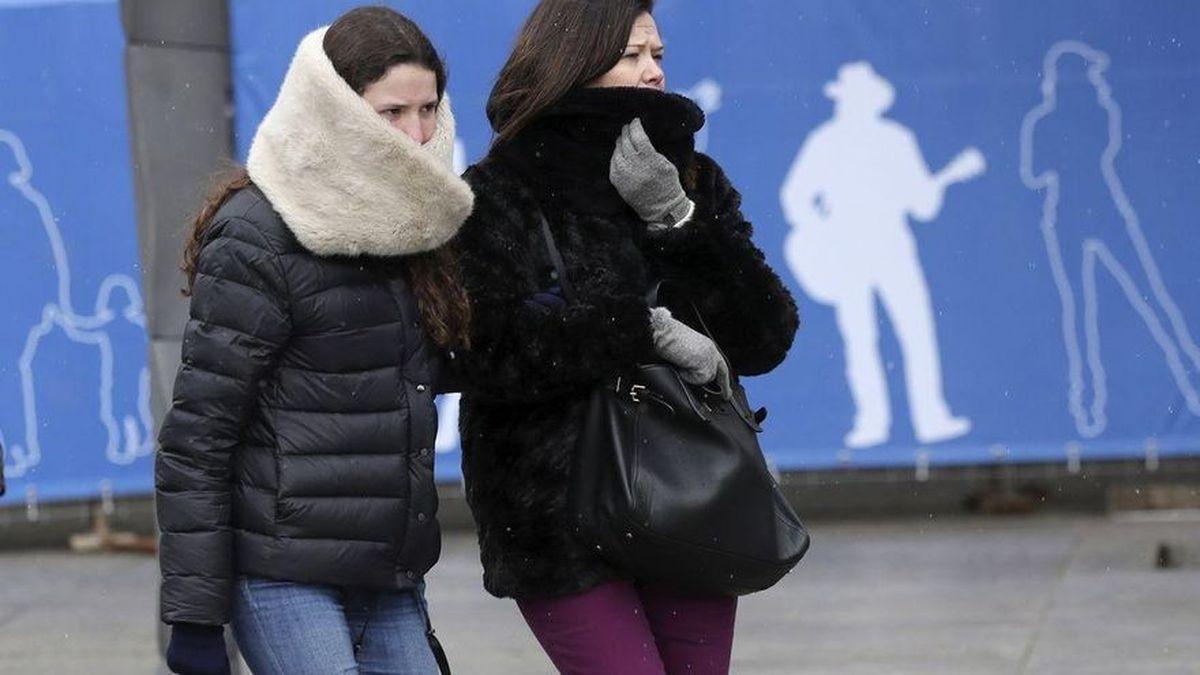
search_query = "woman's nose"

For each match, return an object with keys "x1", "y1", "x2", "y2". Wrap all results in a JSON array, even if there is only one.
[
  {"x1": 642, "y1": 58, "x2": 665, "y2": 89},
  {"x1": 397, "y1": 117, "x2": 424, "y2": 144}
]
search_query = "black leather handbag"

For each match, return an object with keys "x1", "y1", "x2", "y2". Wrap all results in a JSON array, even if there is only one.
[{"x1": 536, "y1": 213, "x2": 810, "y2": 596}]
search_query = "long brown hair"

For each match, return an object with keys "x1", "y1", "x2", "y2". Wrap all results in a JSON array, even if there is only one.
[
  {"x1": 181, "y1": 6, "x2": 470, "y2": 349},
  {"x1": 487, "y1": 0, "x2": 654, "y2": 145}
]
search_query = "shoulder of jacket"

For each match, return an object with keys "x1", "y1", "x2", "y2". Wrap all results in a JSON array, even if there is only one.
[
  {"x1": 691, "y1": 152, "x2": 727, "y2": 185},
  {"x1": 463, "y1": 156, "x2": 517, "y2": 201},
  {"x1": 208, "y1": 186, "x2": 298, "y2": 256},
  {"x1": 690, "y1": 152, "x2": 739, "y2": 207},
  {"x1": 461, "y1": 158, "x2": 536, "y2": 235}
]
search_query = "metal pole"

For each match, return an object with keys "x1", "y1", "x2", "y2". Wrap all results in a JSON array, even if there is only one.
[{"x1": 120, "y1": 2, "x2": 240, "y2": 671}]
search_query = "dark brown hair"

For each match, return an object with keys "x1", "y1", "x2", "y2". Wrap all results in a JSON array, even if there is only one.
[
  {"x1": 322, "y1": 5, "x2": 446, "y2": 97},
  {"x1": 488, "y1": 0, "x2": 654, "y2": 144},
  {"x1": 182, "y1": 6, "x2": 470, "y2": 349}
]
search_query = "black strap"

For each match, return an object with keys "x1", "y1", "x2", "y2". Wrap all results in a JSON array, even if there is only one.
[
  {"x1": 534, "y1": 204, "x2": 748, "y2": 413},
  {"x1": 353, "y1": 590, "x2": 450, "y2": 674},
  {"x1": 538, "y1": 210, "x2": 718, "y2": 345},
  {"x1": 537, "y1": 208, "x2": 728, "y2": 375},
  {"x1": 351, "y1": 594, "x2": 375, "y2": 655},
  {"x1": 426, "y1": 622, "x2": 451, "y2": 675},
  {"x1": 538, "y1": 210, "x2": 663, "y2": 313},
  {"x1": 420, "y1": 587, "x2": 451, "y2": 675},
  {"x1": 536, "y1": 211, "x2": 578, "y2": 303},
  {"x1": 653, "y1": 279, "x2": 721, "y2": 345}
]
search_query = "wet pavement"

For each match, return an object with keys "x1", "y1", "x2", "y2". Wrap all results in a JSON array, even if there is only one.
[{"x1": 2, "y1": 514, "x2": 1198, "y2": 674}]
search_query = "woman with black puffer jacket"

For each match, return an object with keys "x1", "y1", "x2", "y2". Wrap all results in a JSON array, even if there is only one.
[{"x1": 154, "y1": 7, "x2": 472, "y2": 674}]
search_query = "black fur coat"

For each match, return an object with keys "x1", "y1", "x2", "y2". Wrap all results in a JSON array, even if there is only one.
[{"x1": 455, "y1": 87, "x2": 799, "y2": 599}]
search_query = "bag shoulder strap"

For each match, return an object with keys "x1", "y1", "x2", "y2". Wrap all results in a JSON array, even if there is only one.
[{"x1": 535, "y1": 210, "x2": 578, "y2": 302}]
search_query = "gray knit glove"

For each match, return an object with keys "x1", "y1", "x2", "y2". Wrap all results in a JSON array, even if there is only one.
[
  {"x1": 610, "y1": 118, "x2": 695, "y2": 230},
  {"x1": 649, "y1": 307, "x2": 732, "y2": 399}
]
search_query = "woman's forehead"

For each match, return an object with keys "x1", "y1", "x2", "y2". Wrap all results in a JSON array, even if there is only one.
[{"x1": 629, "y1": 15, "x2": 662, "y2": 45}]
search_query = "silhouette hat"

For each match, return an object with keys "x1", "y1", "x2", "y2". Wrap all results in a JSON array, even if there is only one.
[{"x1": 824, "y1": 61, "x2": 895, "y2": 113}]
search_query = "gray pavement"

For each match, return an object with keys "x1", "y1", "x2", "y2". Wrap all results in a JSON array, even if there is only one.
[{"x1": 1, "y1": 514, "x2": 1198, "y2": 674}]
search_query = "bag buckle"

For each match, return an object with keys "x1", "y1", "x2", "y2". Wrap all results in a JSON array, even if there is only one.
[{"x1": 615, "y1": 377, "x2": 648, "y2": 403}]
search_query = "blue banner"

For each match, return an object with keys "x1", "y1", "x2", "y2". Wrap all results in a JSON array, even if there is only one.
[
  {"x1": 8, "y1": 1, "x2": 1195, "y2": 506},
  {"x1": 0, "y1": 0, "x2": 151, "y2": 505},
  {"x1": 229, "y1": 0, "x2": 1200, "y2": 477}
]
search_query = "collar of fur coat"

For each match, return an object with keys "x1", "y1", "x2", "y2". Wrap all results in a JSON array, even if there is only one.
[
  {"x1": 246, "y1": 27, "x2": 474, "y2": 258},
  {"x1": 491, "y1": 87, "x2": 703, "y2": 216}
]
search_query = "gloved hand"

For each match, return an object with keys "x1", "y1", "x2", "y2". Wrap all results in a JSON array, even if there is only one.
[
  {"x1": 166, "y1": 623, "x2": 230, "y2": 675},
  {"x1": 609, "y1": 118, "x2": 695, "y2": 230},
  {"x1": 648, "y1": 307, "x2": 732, "y2": 399},
  {"x1": 524, "y1": 284, "x2": 567, "y2": 310}
]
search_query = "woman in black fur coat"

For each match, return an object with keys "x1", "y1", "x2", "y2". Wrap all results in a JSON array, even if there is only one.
[{"x1": 454, "y1": 2, "x2": 798, "y2": 672}]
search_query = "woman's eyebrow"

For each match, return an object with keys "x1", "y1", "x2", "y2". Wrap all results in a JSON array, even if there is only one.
[
  {"x1": 374, "y1": 96, "x2": 439, "y2": 108},
  {"x1": 627, "y1": 37, "x2": 664, "y2": 50}
]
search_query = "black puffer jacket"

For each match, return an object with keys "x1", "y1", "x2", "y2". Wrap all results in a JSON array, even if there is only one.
[
  {"x1": 456, "y1": 87, "x2": 799, "y2": 600},
  {"x1": 156, "y1": 25, "x2": 473, "y2": 626},
  {"x1": 156, "y1": 188, "x2": 448, "y2": 625}
]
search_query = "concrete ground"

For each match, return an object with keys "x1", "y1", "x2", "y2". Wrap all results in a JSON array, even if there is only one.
[{"x1": 1, "y1": 514, "x2": 1198, "y2": 674}]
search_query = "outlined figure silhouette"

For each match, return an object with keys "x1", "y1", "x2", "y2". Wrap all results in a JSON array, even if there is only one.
[
  {"x1": 1020, "y1": 41, "x2": 1200, "y2": 438},
  {"x1": 93, "y1": 277, "x2": 154, "y2": 465},
  {"x1": 1, "y1": 129, "x2": 59, "y2": 478},
  {"x1": 780, "y1": 62, "x2": 985, "y2": 449},
  {"x1": 1, "y1": 128, "x2": 151, "y2": 479}
]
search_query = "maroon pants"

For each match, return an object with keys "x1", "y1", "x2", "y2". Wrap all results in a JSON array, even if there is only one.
[{"x1": 517, "y1": 580, "x2": 738, "y2": 675}]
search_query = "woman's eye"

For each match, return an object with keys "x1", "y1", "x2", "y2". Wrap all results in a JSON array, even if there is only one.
[
  {"x1": 421, "y1": 104, "x2": 437, "y2": 113},
  {"x1": 624, "y1": 53, "x2": 638, "y2": 60}
]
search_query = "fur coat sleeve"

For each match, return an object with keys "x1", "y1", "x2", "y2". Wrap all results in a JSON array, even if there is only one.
[
  {"x1": 644, "y1": 153, "x2": 800, "y2": 376},
  {"x1": 455, "y1": 165, "x2": 656, "y2": 403}
]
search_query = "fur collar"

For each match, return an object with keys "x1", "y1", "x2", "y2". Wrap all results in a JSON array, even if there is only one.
[
  {"x1": 491, "y1": 87, "x2": 704, "y2": 215},
  {"x1": 246, "y1": 27, "x2": 474, "y2": 258}
]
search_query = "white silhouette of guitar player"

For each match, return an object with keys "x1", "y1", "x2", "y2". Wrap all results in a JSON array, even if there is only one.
[{"x1": 781, "y1": 62, "x2": 984, "y2": 449}]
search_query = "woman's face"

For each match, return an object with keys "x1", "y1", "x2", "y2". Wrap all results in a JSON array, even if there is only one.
[
  {"x1": 591, "y1": 12, "x2": 666, "y2": 91},
  {"x1": 361, "y1": 63, "x2": 439, "y2": 144}
]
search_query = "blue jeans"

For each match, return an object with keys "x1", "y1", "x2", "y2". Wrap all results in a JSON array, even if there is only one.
[{"x1": 230, "y1": 576, "x2": 439, "y2": 675}]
